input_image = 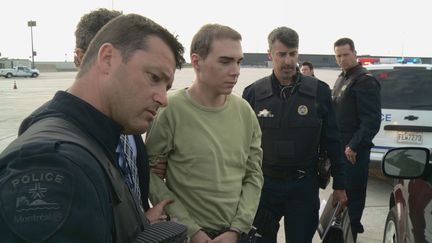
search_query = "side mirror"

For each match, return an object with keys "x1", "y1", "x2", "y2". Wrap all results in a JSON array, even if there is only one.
[{"x1": 382, "y1": 147, "x2": 430, "y2": 179}]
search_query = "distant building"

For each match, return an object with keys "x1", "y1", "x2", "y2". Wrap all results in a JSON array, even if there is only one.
[
  {"x1": 242, "y1": 53, "x2": 432, "y2": 68},
  {"x1": 242, "y1": 53, "x2": 339, "y2": 68},
  {"x1": 2, "y1": 54, "x2": 430, "y2": 71},
  {"x1": 298, "y1": 54, "x2": 338, "y2": 68},
  {"x1": 242, "y1": 53, "x2": 269, "y2": 67},
  {"x1": 0, "y1": 58, "x2": 31, "y2": 69},
  {"x1": 0, "y1": 58, "x2": 77, "y2": 71}
]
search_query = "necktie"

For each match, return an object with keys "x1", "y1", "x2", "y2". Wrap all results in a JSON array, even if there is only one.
[{"x1": 118, "y1": 134, "x2": 142, "y2": 207}]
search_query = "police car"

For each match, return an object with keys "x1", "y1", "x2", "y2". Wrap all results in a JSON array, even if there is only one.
[{"x1": 366, "y1": 64, "x2": 432, "y2": 168}]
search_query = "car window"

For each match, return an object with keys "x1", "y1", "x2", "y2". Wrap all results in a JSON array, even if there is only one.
[{"x1": 370, "y1": 67, "x2": 432, "y2": 110}]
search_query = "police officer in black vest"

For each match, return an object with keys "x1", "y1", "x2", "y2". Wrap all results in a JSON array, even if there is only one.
[
  {"x1": 0, "y1": 14, "x2": 186, "y2": 243},
  {"x1": 243, "y1": 26, "x2": 348, "y2": 243},
  {"x1": 18, "y1": 8, "x2": 174, "y2": 221},
  {"x1": 332, "y1": 37, "x2": 381, "y2": 241}
]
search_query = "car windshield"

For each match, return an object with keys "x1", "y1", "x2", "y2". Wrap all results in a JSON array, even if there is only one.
[{"x1": 370, "y1": 67, "x2": 432, "y2": 110}]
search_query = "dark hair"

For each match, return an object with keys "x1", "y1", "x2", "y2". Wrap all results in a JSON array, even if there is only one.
[
  {"x1": 301, "y1": 61, "x2": 314, "y2": 70},
  {"x1": 334, "y1": 37, "x2": 355, "y2": 51},
  {"x1": 268, "y1": 26, "x2": 299, "y2": 50},
  {"x1": 75, "y1": 8, "x2": 122, "y2": 52},
  {"x1": 78, "y1": 14, "x2": 185, "y2": 76},
  {"x1": 190, "y1": 24, "x2": 242, "y2": 59}
]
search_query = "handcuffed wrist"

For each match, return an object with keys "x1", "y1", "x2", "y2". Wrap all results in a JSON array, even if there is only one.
[{"x1": 228, "y1": 227, "x2": 241, "y2": 235}]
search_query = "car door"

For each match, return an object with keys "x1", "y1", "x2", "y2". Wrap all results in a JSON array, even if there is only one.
[
  {"x1": 406, "y1": 177, "x2": 432, "y2": 242},
  {"x1": 382, "y1": 147, "x2": 432, "y2": 243},
  {"x1": 16, "y1": 67, "x2": 25, "y2": 76}
]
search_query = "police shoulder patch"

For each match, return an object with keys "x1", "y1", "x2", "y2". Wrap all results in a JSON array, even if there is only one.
[{"x1": 0, "y1": 169, "x2": 74, "y2": 242}]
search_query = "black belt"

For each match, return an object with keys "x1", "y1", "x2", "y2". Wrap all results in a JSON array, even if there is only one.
[{"x1": 262, "y1": 166, "x2": 315, "y2": 180}]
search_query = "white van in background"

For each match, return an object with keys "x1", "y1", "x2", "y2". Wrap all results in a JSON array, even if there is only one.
[{"x1": 366, "y1": 64, "x2": 432, "y2": 172}]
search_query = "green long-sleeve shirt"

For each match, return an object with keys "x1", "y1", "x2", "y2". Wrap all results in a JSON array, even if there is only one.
[{"x1": 146, "y1": 89, "x2": 263, "y2": 237}]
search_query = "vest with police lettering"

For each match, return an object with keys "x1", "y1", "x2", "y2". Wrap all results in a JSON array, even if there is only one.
[
  {"x1": 253, "y1": 75, "x2": 322, "y2": 168},
  {"x1": 0, "y1": 117, "x2": 148, "y2": 243}
]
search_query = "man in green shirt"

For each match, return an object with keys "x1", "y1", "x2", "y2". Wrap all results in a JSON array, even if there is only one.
[{"x1": 146, "y1": 24, "x2": 263, "y2": 243}]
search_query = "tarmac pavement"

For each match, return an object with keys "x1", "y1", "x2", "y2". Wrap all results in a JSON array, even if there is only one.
[{"x1": 275, "y1": 176, "x2": 393, "y2": 243}]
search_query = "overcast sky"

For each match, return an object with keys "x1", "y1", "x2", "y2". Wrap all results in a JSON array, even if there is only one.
[{"x1": 1, "y1": 0, "x2": 431, "y2": 62}]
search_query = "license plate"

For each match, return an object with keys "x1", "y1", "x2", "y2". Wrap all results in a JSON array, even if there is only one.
[{"x1": 397, "y1": 132, "x2": 423, "y2": 144}]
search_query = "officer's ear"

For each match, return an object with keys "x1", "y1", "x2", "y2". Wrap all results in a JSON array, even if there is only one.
[
  {"x1": 267, "y1": 49, "x2": 273, "y2": 61},
  {"x1": 97, "y1": 43, "x2": 117, "y2": 75},
  {"x1": 74, "y1": 48, "x2": 85, "y2": 68}
]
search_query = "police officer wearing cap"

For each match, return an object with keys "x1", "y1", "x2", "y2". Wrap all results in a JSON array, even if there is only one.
[
  {"x1": 242, "y1": 26, "x2": 348, "y2": 243},
  {"x1": 332, "y1": 37, "x2": 381, "y2": 241}
]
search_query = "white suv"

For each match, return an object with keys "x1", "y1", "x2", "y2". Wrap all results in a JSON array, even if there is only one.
[{"x1": 366, "y1": 64, "x2": 432, "y2": 169}]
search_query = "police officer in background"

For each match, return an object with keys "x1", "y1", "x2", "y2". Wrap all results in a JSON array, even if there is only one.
[
  {"x1": 0, "y1": 14, "x2": 185, "y2": 242},
  {"x1": 332, "y1": 37, "x2": 381, "y2": 241},
  {"x1": 243, "y1": 26, "x2": 347, "y2": 243},
  {"x1": 300, "y1": 61, "x2": 315, "y2": 77}
]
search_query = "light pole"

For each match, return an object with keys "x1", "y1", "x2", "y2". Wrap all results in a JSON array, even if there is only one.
[{"x1": 27, "y1": 20, "x2": 36, "y2": 69}]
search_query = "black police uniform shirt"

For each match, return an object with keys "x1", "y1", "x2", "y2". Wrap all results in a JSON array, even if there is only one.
[
  {"x1": 18, "y1": 95, "x2": 151, "y2": 211},
  {"x1": 243, "y1": 72, "x2": 346, "y2": 189},
  {"x1": 332, "y1": 64, "x2": 381, "y2": 151},
  {"x1": 0, "y1": 91, "x2": 121, "y2": 242}
]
